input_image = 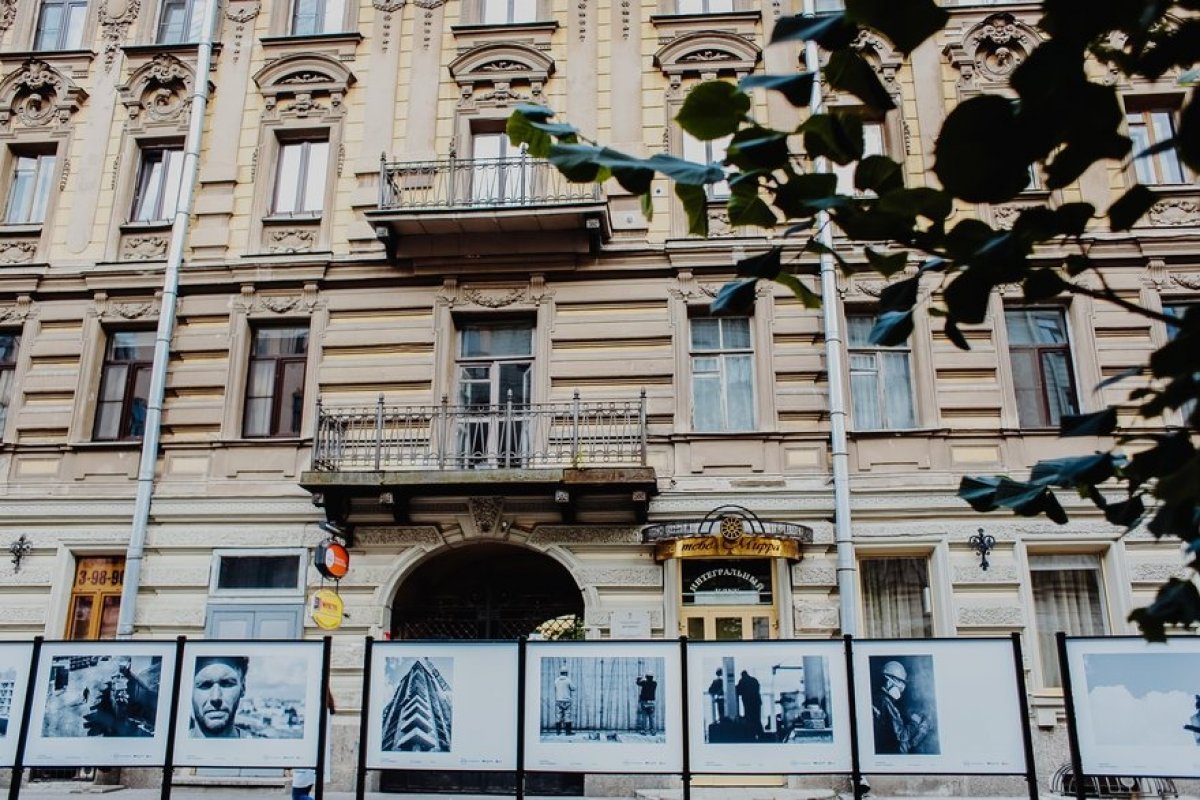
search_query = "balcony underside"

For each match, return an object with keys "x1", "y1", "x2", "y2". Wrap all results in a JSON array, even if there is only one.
[{"x1": 301, "y1": 466, "x2": 658, "y2": 526}]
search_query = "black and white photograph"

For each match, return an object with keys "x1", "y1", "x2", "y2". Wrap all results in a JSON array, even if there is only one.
[
  {"x1": 172, "y1": 641, "x2": 324, "y2": 768},
  {"x1": 1065, "y1": 636, "x2": 1200, "y2": 777},
  {"x1": 365, "y1": 642, "x2": 518, "y2": 770},
  {"x1": 686, "y1": 640, "x2": 853, "y2": 774},
  {"x1": 24, "y1": 641, "x2": 176, "y2": 766},
  {"x1": 0, "y1": 643, "x2": 34, "y2": 766},
  {"x1": 852, "y1": 639, "x2": 1026, "y2": 775},
  {"x1": 524, "y1": 641, "x2": 683, "y2": 773}
]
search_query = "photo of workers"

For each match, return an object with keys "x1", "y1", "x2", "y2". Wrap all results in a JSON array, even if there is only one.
[
  {"x1": 0, "y1": 643, "x2": 33, "y2": 766},
  {"x1": 173, "y1": 641, "x2": 324, "y2": 768}
]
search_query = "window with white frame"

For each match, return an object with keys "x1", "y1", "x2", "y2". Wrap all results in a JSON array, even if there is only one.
[
  {"x1": 93, "y1": 330, "x2": 155, "y2": 442},
  {"x1": 4, "y1": 150, "x2": 56, "y2": 226},
  {"x1": 832, "y1": 119, "x2": 885, "y2": 195},
  {"x1": 813, "y1": 0, "x2": 842, "y2": 11},
  {"x1": 860, "y1": 556, "x2": 933, "y2": 638},
  {"x1": 1029, "y1": 553, "x2": 1109, "y2": 687},
  {"x1": 470, "y1": 132, "x2": 531, "y2": 205},
  {"x1": 290, "y1": 0, "x2": 346, "y2": 35},
  {"x1": 682, "y1": 133, "x2": 731, "y2": 200},
  {"x1": 1005, "y1": 308, "x2": 1079, "y2": 429},
  {"x1": 676, "y1": 0, "x2": 733, "y2": 13},
  {"x1": 271, "y1": 138, "x2": 329, "y2": 216},
  {"x1": 480, "y1": 0, "x2": 537, "y2": 24},
  {"x1": 131, "y1": 146, "x2": 185, "y2": 224},
  {"x1": 1126, "y1": 99, "x2": 1191, "y2": 186},
  {"x1": 211, "y1": 551, "x2": 305, "y2": 594},
  {"x1": 34, "y1": 0, "x2": 88, "y2": 50},
  {"x1": 690, "y1": 316, "x2": 754, "y2": 432},
  {"x1": 157, "y1": 0, "x2": 211, "y2": 43},
  {"x1": 847, "y1": 313, "x2": 916, "y2": 429},
  {"x1": 243, "y1": 325, "x2": 309, "y2": 438},
  {"x1": 0, "y1": 333, "x2": 17, "y2": 438},
  {"x1": 1164, "y1": 302, "x2": 1197, "y2": 424},
  {"x1": 456, "y1": 322, "x2": 534, "y2": 467}
]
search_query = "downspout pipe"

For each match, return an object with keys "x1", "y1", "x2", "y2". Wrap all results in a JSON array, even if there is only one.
[
  {"x1": 116, "y1": 0, "x2": 220, "y2": 638},
  {"x1": 800, "y1": 0, "x2": 858, "y2": 637}
]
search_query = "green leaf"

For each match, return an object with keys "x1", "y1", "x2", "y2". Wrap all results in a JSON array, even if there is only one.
[
  {"x1": 1055, "y1": 203, "x2": 1095, "y2": 237},
  {"x1": 944, "y1": 319, "x2": 969, "y2": 351},
  {"x1": 825, "y1": 51, "x2": 896, "y2": 113},
  {"x1": 776, "y1": 273, "x2": 822, "y2": 309},
  {"x1": 740, "y1": 73, "x2": 817, "y2": 107},
  {"x1": 611, "y1": 165, "x2": 655, "y2": 196},
  {"x1": 1129, "y1": 578, "x2": 1200, "y2": 642},
  {"x1": 728, "y1": 193, "x2": 778, "y2": 227},
  {"x1": 770, "y1": 13, "x2": 858, "y2": 49},
  {"x1": 1060, "y1": 408, "x2": 1118, "y2": 437},
  {"x1": 1096, "y1": 365, "x2": 1144, "y2": 390},
  {"x1": 958, "y1": 475, "x2": 1000, "y2": 512},
  {"x1": 773, "y1": 173, "x2": 840, "y2": 218},
  {"x1": 678, "y1": 82, "x2": 751, "y2": 141},
  {"x1": 1181, "y1": 91, "x2": 1200, "y2": 174},
  {"x1": 1030, "y1": 453, "x2": 1116, "y2": 488},
  {"x1": 1064, "y1": 253, "x2": 1091, "y2": 276},
  {"x1": 805, "y1": 238, "x2": 850, "y2": 273},
  {"x1": 855, "y1": 156, "x2": 904, "y2": 194},
  {"x1": 1109, "y1": 184, "x2": 1159, "y2": 231},
  {"x1": 736, "y1": 247, "x2": 783, "y2": 280},
  {"x1": 844, "y1": 0, "x2": 947, "y2": 55},
  {"x1": 801, "y1": 113, "x2": 864, "y2": 166},
  {"x1": 943, "y1": 270, "x2": 994, "y2": 325},
  {"x1": 645, "y1": 153, "x2": 728, "y2": 185},
  {"x1": 640, "y1": 191, "x2": 654, "y2": 223},
  {"x1": 868, "y1": 309, "x2": 914, "y2": 346},
  {"x1": 711, "y1": 279, "x2": 758, "y2": 315},
  {"x1": 993, "y1": 479, "x2": 1069, "y2": 523},
  {"x1": 726, "y1": 128, "x2": 791, "y2": 171},
  {"x1": 507, "y1": 110, "x2": 554, "y2": 158},
  {"x1": 1103, "y1": 495, "x2": 1146, "y2": 528},
  {"x1": 864, "y1": 247, "x2": 908, "y2": 277},
  {"x1": 676, "y1": 183, "x2": 709, "y2": 237},
  {"x1": 933, "y1": 95, "x2": 1030, "y2": 203},
  {"x1": 878, "y1": 188, "x2": 952, "y2": 221},
  {"x1": 878, "y1": 276, "x2": 919, "y2": 312},
  {"x1": 1023, "y1": 269, "x2": 1067, "y2": 302}
]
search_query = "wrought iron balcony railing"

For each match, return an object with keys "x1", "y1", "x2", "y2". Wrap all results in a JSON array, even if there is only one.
[
  {"x1": 378, "y1": 155, "x2": 603, "y2": 210},
  {"x1": 312, "y1": 391, "x2": 647, "y2": 472}
]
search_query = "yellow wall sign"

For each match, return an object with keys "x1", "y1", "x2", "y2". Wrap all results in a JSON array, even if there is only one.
[
  {"x1": 310, "y1": 588, "x2": 344, "y2": 630},
  {"x1": 654, "y1": 536, "x2": 800, "y2": 561}
]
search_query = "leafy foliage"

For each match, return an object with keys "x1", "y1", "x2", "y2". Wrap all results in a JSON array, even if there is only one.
[{"x1": 507, "y1": 0, "x2": 1200, "y2": 640}]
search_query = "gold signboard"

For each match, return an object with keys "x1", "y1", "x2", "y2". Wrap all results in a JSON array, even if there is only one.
[{"x1": 654, "y1": 536, "x2": 800, "y2": 561}]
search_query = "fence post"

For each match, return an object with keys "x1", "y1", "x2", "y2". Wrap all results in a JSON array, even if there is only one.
[
  {"x1": 439, "y1": 395, "x2": 449, "y2": 469},
  {"x1": 378, "y1": 152, "x2": 387, "y2": 207},
  {"x1": 503, "y1": 389, "x2": 514, "y2": 468},
  {"x1": 571, "y1": 389, "x2": 581, "y2": 466},
  {"x1": 374, "y1": 394, "x2": 384, "y2": 471},
  {"x1": 639, "y1": 387, "x2": 647, "y2": 466},
  {"x1": 314, "y1": 396, "x2": 324, "y2": 467}
]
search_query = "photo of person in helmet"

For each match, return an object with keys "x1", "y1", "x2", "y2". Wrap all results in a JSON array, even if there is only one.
[{"x1": 870, "y1": 656, "x2": 939, "y2": 755}]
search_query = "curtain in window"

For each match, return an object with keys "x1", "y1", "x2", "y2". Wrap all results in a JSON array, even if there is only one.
[
  {"x1": 1030, "y1": 555, "x2": 1107, "y2": 687},
  {"x1": 0, "y1": 367, "x2": 13, "y2": 433},
  {"x1": 860, "y1": 558, "x2": 932, "y2": 638}
]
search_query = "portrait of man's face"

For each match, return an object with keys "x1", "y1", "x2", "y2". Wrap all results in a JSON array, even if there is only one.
[{"x1": 191, "y1": 658, "x2": 246, "y2": 738}]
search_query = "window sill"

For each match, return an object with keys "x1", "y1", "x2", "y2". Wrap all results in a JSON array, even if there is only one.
[
  {"x1": 260, "y1": 32, "x2": 364, "y2": 47},
  {"x1": 122, "y1": 42, "x2": 224, "y2": 57},
  {"x1": 649, "y1": 10, "x2": 761, "y2": 24},
  {"x1": 223, "y1": 436, "x2": 310, "y2": 446},
  {"x1": 3, "y1": 48, "x2": 94, "y2": 60},
  {"x1": 120, "y1": 220, "x2": 173, "y2": 233},
  {"x1": 849, "y1": 426, "x2": 947, "y2": 437},
  {"x1": 262, "y1": 213, "x2": 322, "y2": 225},
  {"x1": 0, "y1": 224, "x2": 43, "y2": 236},
  {"x1": 451, "y1": 20, "x2": 560, "y2": 35},
  {"x1": 72, "y1": 439, "x2": 145, "y2": 450}
]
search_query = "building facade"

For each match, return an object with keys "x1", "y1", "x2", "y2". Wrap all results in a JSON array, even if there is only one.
[{"x1": 0, "y1": 0, "x2": 1195, "y2": 793}]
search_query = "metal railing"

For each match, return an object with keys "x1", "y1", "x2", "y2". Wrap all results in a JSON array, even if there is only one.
[
  {"x1": 379, "y1": 155, "x2": 602, "y2": 210},
  {"x1": 312, "y1": 390, "x2": 647, "y2": 471}
]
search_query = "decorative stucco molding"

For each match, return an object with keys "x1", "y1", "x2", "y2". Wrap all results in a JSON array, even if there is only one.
[
  {"x1": 0, "y1": 59, "x2": 88, "y2": 129},
  {"x1": 449, "y1": 42, "x2": 555, "y2": 106},
  {"x1": 99, "y1": 0, "x2": 143, "y2": 71},
  {"x1": 945, "y1": 12, "x2": 1041, "y2": 90},
  {"x1": 253, "y1": 53, "x2": 356, "y2": 120},
  {"x1": 119, "y1": 53, "x2": 198, "y2": 126}
]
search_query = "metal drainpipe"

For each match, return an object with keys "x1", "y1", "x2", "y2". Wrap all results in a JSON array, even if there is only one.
[
  {"x1": 800, "y1": 0, "x2": 858, "y2": 637},
  {"x1": 115, "y1": 0, "x2": 220, "y2": 638}
]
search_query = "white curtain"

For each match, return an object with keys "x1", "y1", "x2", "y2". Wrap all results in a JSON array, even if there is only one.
[
  {"x1": 861, "y1": 558, "x2": 932, "y2": 638},
  {"x1": 1030, "y1": 555, "x2": 1107, "y2": 687}
]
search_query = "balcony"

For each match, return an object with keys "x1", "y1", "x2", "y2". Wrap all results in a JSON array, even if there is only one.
[
  {"x1": 300, "y1": 392, "x2": 657, "y2": 525},
  {"x1": 367, "y1": 156, "x2": 611, "y2": 259}
]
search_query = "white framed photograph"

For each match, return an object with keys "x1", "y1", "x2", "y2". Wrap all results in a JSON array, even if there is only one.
[
  {"x1": 25, "y1": 641, "x2": 177, "y2": 767},
  {"x1": 524, "y1": 641, "x2": 683, "y2": 773},
  {"x1": 1064, "y1": 636, "x2": 1200, "y2": 777},
  {"x1": 686, "y1": 640, "x2": 852, "y2": 774},
  {"x1": 172, "y1": 640, "x2": 324, "y2": 768},
  {"x1": 365, "y1": 641, "x2": 518, "y2": 770},
  {"x1": 852, "y1": 639, "x2": 1026, "y2": 774},
  {"x1": 0, "y1": 642, "x2": 34, "y2": 766}
]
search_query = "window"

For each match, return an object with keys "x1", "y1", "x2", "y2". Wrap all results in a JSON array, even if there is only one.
[
  {"x1": 847, "y1": 314, "x2": 916, "y2": 429},
  {"x1": 0, "y1": 333, "x2": 16, "y2": 436},
  {"x1": 676, "y1": 0, "x2": 733, "y2": 13},
  {"x1": 1165, "y1": 303, "x2": 1197, "y2": 423},
  {"x1": 860, "y1": 557, "x2": 933, "y2": 638},
  {"x1": 833, "y1": 120, "x2": 884, "y2": 195},
  {"x1": 67, "y1": 556, "x2": 125, "y2": 640},
  {"x1": 1126, "y1": 100, "x2": 1190, "y2": 186},
  {"x1": 93, "y1": 330, "x2": 155, "y2": 442},
  {"x1": 272, "y1": 139, "x2": 329, "y2": 216},
  {"x1": 813, "y1": 0, "x2": 843, "y2": 11},
  {"x1": 690, "y1": 317, "x2": 754, "y2": 431},
  {"x1": 34, "y1": 0, "x2": 88, "y2": 50},
  {"x1": 212, "y1": 551, "x2": 304, "y2": 593},
  {"x1": 243, "y1": 326, "x2": 309, "y2": 438},
  {"x1": 157, "y1": 0, "x2": 212, "y2": 44},
  {"x1": 470, "y1": 132, "x2": 531, "y2": 205},
  {"x1": 4, "y1": 151, "x2": 56, "y2": 225},
  {"x1": 682, "y1": 133, "x2": 730, "y2": 199},
  {"x1": 1005, "y1": 308, "x2": 1079, "y2": 428},
  {"x1": 290, "y1": 0, "x2": 346, "y2": 34},
  {"x1": 480, "y1": 0, "x2": 536, "y2": 24},
  {"x1": 1029, "y1": 553, "x2": 1108, "y2": 687},
  {"x1": 130, "y1": 146, "x2": 184, "y2": 224},
  {"x1": 456, "y1": 322, "x2": 533, "y2": 467}
]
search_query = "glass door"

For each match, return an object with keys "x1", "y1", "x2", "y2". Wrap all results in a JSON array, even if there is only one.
[{"x1": 682, "y1": 609, "x2": 775, "y2": 641}]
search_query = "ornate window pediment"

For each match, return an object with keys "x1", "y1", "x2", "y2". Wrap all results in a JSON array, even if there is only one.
[
  {"x1": 119, "y1": 53, "x2": 201, "y2": 128},
  {"x1": 253, "y1": 53, "x2": 356, "y2": 120},
  {"x1": 0, "y1": 59, "x2": 87, "y2": 129},
  {"x1": 944, "y1": 12, "x2": 1041, "y2": 93},
  {"x1": 654, "y1": 30, "x2": 760, "y2": 80},
  {"x1": 448, "y1": 42, "x2": 555, "y2": 105}
]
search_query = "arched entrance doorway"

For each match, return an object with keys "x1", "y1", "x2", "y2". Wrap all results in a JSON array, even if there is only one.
[{"x1": 383, "y1": 543, "x2": 585, "y2": 794}]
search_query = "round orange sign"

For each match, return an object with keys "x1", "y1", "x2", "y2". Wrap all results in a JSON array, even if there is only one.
[
  {"x1": 315, "y1": 540, "x2": 350, "y2": 580},
  {"x1": 310, "y1": 588, "x2": 344, "y2": 630}
]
